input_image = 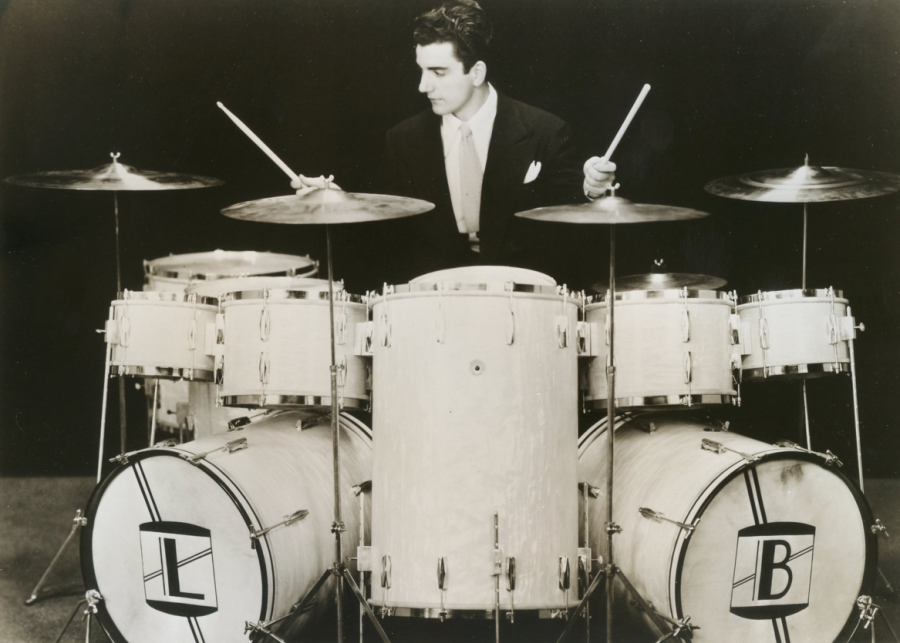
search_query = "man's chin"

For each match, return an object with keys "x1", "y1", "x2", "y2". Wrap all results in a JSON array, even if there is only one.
[{"x1": 429, "y1": 102, "x2": 452, "y2": 116}]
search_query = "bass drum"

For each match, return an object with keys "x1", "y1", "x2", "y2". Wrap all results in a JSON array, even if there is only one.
[
  {"x1": 81, "y1": 411, "x2": 372, "y2": 643},
  {"x1": 578, "y1": 414, "x2": 876, "y2": 643}
]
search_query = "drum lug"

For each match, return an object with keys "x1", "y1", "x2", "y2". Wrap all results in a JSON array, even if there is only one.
[
  {"x1": 505, "y1": 556, "x2": 516, "y2": 622},
  {"x1": 638, "y1": 507, "x2": 698, "y2": 536},
  {"x1": 840, "y1": 315, "x2": 864, "y2": 341},
  {"x1": 249, "y1": 509, "x2": 310, "y2": 543},
  {"x1": 183, "y1": 437, "x2": 248, "y2": 465},
  {"x1": 104, "y1": 319, "x2": 120, "y2": 344},
  {"x1": 576, "y1": 321, "x2": 598, "y2": 357},
  {"x1": 871, "y1": 519, "x2": 890, "y2": 538},
  {"x1": 558, "y1": 556, "x2": 571, "y2": 590},
  {"x1": 556, "y1": 316, "x2": 570, "y2": 348},
  {"x1": 681, "y1": 309, "x2": 691, "y2": 343},
  {"x1": 605, "y1": 522, "x2": 622, "y2": 536},
  {"x1": 355, "y1": 321, "x2": 375, "y2": 356}
]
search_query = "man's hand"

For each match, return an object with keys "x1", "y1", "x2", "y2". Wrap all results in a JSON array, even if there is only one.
[
  {"x1": 583, "y1": 156, "x2": 617, "y2": 199},
  {"x1": 289, "y1": 174, "x2": 343, "y2": 192}
]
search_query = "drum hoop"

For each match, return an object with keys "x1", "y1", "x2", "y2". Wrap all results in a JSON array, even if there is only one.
[
  {"x1": 219, "y1": 290, "x2": 364, "y2": 304},
  {"x1": 220, "y1": 394, "x2": 369, "y2": 409},
  {"x1": 109, "y1": 367, "x2": 215, "y2": 381},
  {"x1": 741, "y1": 362, "x2": 850, "y2": 380},
  {"x1": 383, "y1": 282, "x2": 563, "y2": 296},
  {"x1": 738, "y1": 288, "x2": 846, "y2": 305},
  {"x1": 669, "y1": 449, "x2": 878, "y2": 620},
  {"x1": 144, "y1": 252, "x2": 316, "y2": 280},
  {"x1": 80, "y1": 451, "x2": 275, "y2": 641},
  {"x1": 587, "y1": 289, "x2": 730, "y2": 304},
  {"x1": 384, "y1": 606, "x2": 572, "y2": 620},
  {"x1": 115, "y1": 291, "x2": 219, "y2": 307},
  {"x1": 583, "y1": 394, "x2": 735, "y2": 411}
]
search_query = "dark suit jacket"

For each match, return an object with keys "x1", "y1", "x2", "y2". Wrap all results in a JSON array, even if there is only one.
[{"x1": 379, "y1": 92, "x2": 586, "y2": 283}]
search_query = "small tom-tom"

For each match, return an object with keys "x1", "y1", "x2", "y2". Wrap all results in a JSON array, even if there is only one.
[
  {"x1": 583, "y1": 288, "x2": 737, "y2": 409},
  {"x1": 736, "y1": 288, "x2": 852, "y2": 379},
  {"x1": 578, "y1": 414, "x2": 875, "y2": 642}
]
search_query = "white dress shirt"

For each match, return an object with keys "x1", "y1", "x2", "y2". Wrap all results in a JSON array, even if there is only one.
[{"x1": 441, "y1": 84, "x2": 498, "y2": 233}]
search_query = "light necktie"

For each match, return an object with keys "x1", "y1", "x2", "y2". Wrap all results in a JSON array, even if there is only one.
[{"x1": 458, "y1": 123, "x2": 483, "y2": 236}]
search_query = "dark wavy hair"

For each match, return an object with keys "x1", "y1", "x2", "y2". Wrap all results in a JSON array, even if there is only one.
[{"x1": 413, "y1": 0, "x2": 493, "y2": 74}]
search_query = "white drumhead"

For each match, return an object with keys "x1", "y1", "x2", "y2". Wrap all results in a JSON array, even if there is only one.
[
  {"x1": 186, "y1": 276, "x2": 331, "y2": 298},
  {"x1": 410, "y1": 265, "x2": 557, "y2": 286},
  {"x1": 145, "y1": 250, "x2": 316, "y2": 280}
]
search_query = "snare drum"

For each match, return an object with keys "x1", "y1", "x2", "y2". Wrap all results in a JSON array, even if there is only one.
[
  {"x1": 144, "y1": 250, "x2": 318, "y2": 292},
  {"x1": 369, "y1": 266, "x2": 579, "y2": 616},
  {"x1": 107, "y1": 291, "x2": 217, "y2": 380},
  {"x1": 206, "y1": 278, "x2": 369, "y2": 409},
  {"x1": 583, "y1": 289, "x2": 737, "y2": 409},
  {"x1": 578, "y1": 414, "x2": 875, "y2": 642},
  {"x1": 736, "y1": 288, "x2": 851, "y2": 379},
  {"x1": 81, "y1": 411, "x2": 372, "y2": 643}
]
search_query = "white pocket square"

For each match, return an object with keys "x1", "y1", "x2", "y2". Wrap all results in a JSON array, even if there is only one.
[{"x1": 524, "y1": 161, "x2": 542, "y2": 184}]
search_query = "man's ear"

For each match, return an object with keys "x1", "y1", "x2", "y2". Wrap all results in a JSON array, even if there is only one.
[{"x1": 471, "y1": 61, "x2": 487, "y2": 86}]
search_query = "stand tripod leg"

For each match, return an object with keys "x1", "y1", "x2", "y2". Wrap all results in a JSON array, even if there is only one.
[
  {"x1": 802, "y1": 381, "x2": 812, "y2": 449},
  {"x1": 878, "y1": 567, "x2": 895, "y2": 595},
  {"x1": 97, "y1": 338, "x2": 113, "y2": 484},
  {"x1": 343, "y1": 569, "x2": 392, "y2": 643},
  {"x1": 556, "y1": 568, "x2": 604, "y2": 643},
  {"x1": 848, "y1": 307, "x2": 865, "y2": 492},
  {"x1": 52, "y1": 599, "x2": 86, "y2": 643},
  {"x1": 879, "y1": 607, "x2": 900, "y2": 643},
  {"x1": 149, "y1": 379, "x2": 159, "y2": 446},
  {"x1": 25, "y1": 510, "x2": 87, "y2": 605}
]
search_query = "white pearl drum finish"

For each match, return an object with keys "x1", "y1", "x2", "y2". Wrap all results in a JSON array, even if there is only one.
[
  {"x1": 736, "y1": 289, "x2": 851, "y2": 379},
  {"x1": 578, "y1": 415, "x2": 874, "y2": 643},
  {"x1": 82, "y1": 411, "x2": 372, "y2": 643},
  {"x1": 108, "y1": 292, "x2": 217, "y2": 380},
  {"x1": 143, "y1": 250, "x2": 318, "y2": 293},
  {"x1": 369, "y1": 283, "x2": 580, "y2": 614},
  {"x1": 584, "y1": 290, "x2": 736, "y2": 409},
  {"x1": 217, "y1": 287, "x2": 369, "y2": 408}
]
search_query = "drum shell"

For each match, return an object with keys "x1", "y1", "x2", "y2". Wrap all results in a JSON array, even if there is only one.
[
  {"x1": 110, "y1": 298, "x2": 216, "y2": 379},
  {"x1": 81, "y1": 412, "x2": 372, "y2": 643},
  {"x1": 370, "y1": 290, "x2": 580, "y2": 612},
  {"x1": 584, "y1": 293, "x2": 735, "y2": 407},
  {"x1": 577, "y1": 415, "x2": 875, "y2": 642},
  {"x1": 736, "y1": 294, "x2": 850, "y2": 378},
  {"x1": 219, "y1": 298, "x2": 369, "y2": 406}
]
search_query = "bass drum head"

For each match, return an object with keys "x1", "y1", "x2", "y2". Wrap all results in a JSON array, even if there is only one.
[
  {"x1": 676, "y1": 454, "x2": 874, "y2": 641},
  {"x1": 81, "y1": 412, "x2": 372, "y2": 643}
]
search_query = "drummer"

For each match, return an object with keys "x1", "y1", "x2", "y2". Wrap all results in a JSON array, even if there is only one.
[{"x1": 295, "y1": 0, "x2": 615, "y2": 282}]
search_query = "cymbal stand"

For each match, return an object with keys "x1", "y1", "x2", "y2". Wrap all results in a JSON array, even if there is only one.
[
  {"x1": 50, "y1": 590, "x2": 106, "y2": 643},
  {"x1": 800, "y1": 198, "x2": 813, "y2": 449}
]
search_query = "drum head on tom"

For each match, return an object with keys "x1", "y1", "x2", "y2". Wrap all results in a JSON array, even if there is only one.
[
  {"x1": 144, "y1": 250, "x2": 318, "y2": 292},
  {"x1": 410, "y1": 265, "x2": 557, "y2": 286},
  {"x1": 81, "y1": 412, "x2": 372, "y2": 643}
]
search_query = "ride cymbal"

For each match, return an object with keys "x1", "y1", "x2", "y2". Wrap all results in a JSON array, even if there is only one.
[
  {"x1": 516, "y1": 194, "x2": 708, "y2": 225},
  {"x1": 704, "y1": 159, "x2": 900, "y2": 203},
  {"x1": 592, "y1": 272, "x2": 727, "y2": 293},
  {"x1": 4, "y1": 154, "x2": 223, "y2": 191},
  {"x1": 221, "y1": 188, "x2": 435, "y2": 224}
]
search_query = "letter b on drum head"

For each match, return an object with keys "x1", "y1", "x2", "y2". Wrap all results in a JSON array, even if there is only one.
[{"x1": 730, "y1": 522, "x2": 815, "y2": 620}]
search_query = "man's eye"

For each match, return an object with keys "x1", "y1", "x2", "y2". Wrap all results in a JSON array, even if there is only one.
[{"x1": 434, "y1": 71, "x2": 445, "y2": 77}]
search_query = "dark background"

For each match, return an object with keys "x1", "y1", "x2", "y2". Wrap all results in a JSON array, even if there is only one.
[{"x1": 1, "y1": 0, "x2": 898, "y2": 477}]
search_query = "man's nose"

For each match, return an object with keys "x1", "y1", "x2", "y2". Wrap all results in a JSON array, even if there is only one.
[{"x1": 418, "y1": 73, "x2": 432, "y2": 94}]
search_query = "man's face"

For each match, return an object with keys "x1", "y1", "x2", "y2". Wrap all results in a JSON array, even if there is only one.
[{"x1": 416, "y1": 42, "x2": 477, "y2": 117}]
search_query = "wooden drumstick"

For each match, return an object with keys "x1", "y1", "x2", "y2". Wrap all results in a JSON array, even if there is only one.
[
  {"x1": 603, "y1": 83, "x2": 651, "y2": 161},
  {"x1": 217, "y1": 101, "x2": 299, "y2": 181}
]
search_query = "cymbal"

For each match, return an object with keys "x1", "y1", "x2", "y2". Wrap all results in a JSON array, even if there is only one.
[
  {"x1": 704, "y1": 160, "x2": 900, "y2": 203},
  {"x1": 4, "y1": 154, "x2": 224, "y2": 191},
  {"x1": 516, "y1": 194, "x2": 708, "y2": 224},
  {"x1": 592, "y1": 272, "x2": 727, "y2": 293},
  {"x1": 221, "y1": 188, "x2": 435, "y2": 224}
]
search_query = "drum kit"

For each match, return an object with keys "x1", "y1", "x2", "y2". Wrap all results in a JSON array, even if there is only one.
[{"x1": 6, "y1": 85, "x2": 900, "y2": 643}]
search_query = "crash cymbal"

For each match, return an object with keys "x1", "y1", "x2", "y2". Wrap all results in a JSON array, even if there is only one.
[
  {"x1": 516, "y1": 193, "x2": 708, "y2": 224},
  {"x1": 704, "y1": 158, "x2": 900, "y2": 203},
  {"x1": 592, "y1": 272, "x2": 727, "y2": 293},
  {"x1": 4, "y1": 153, "x2": 223, "y2": 191},
  {"x1": 221, "y1": 187, "x2": 435, "y2": 224}
]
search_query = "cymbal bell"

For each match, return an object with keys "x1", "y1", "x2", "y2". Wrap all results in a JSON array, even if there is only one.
[
  {"x1": 592, "y1": 272, "x2": 727, "y2": 293},
  {"x1": 704, "y1": 159, "x2": 900, "y2": 203},
  {"x1": 4, "y1": 154, "x2": 224, "y2": 191},
  {"x1": 516, "y1": 193, "x2": 708, "y2": 224},
  {"x1": 221, "y1": 187, "x2": 435, "y2": 224}
]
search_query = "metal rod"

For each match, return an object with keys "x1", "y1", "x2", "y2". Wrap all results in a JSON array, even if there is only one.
[
  {"x1": 615, "y1": 568, "x2": 674, "y2": 639},
  {"x1": 802, "y1": 202, "x2": 807, "y2": 290},
  {"x1": 847, "y1": 306, "x2": 865, "y2": 492},
  {"x1": 25, "y1": 512, "x2": 85, "y2": 605},
  {"x1": 556, "y1": 567, "x2": 604, "y2": 643},
  {"x1": 113, "y1": 192, "x2": 127, "y2": 456},
  {"x1": 802, "y1": 380, "x2": 812, "y2": 450},
  {"x1": 359, "y1": 486, "x2": 366, "y2": 643},
  {"x1": 52, "y1": 599, "x2": 87, "y2": 643},
  {"x1": 880, "y1": 606, "x2": 900, "y2": 643},
  {"x1": 150, "y1": 379, "x2": 159, "y2": 446},
  {"x1": 343, "y1": 568, "x2": 393, "y2": 643},
  {"x1": 606, "y1": 223, "x2": 617, "y2": 643},
  {"x1": 327, "y1": 223, "x2": 345, "y2": 643},
  {"x1": 494, "y1": 512, "x2": 500, "y2": 643},
  {"x1": 97, "y1": 333, "x2": 113, "y2": 483}
]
